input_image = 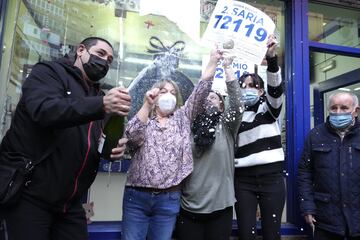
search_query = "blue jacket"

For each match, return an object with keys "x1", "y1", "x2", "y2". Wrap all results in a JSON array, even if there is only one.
[{"x1": 298, "y1": 118, "x2": 360, "y2": 236}]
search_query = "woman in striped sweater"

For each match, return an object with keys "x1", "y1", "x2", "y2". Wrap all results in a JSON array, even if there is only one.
[{"x1": 234, "y1": 35, "x2": 285, "y2": 240}]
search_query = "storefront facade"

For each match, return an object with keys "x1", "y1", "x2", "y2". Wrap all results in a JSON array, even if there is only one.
[{"x1": 0, "y1": 0, "x2": 359, "y2": 238}]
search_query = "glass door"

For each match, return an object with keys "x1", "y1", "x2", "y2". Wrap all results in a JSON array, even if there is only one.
[
  {"x1": 308, "y1": 1, "x2": 360, "y2": 126},
  {"x1": 311, "y1": 52, "x2": 360, "y2": 126}
]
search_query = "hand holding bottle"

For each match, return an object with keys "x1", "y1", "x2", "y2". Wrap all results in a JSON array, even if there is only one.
[
  {"x1": 103, "y1": 87, "x2": 131, "y2": 116},
  {"x1": 109, "y1": 137, "x2": 128, "y2": 160},
  {"x1": 99, "y1": 87, "x2": 130, "y2": 160}
]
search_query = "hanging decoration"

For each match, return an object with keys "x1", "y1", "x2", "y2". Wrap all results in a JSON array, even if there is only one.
[{"x1": 127, "y1": 36, "x2": 194, "y2": 120}]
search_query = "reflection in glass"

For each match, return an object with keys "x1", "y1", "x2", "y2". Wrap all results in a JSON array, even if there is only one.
[
  {"x1": 308, "y1": 2, "x2": 360, "y2": 48},
  {"x1": 310, "y1": 51, "x2": 360, "y2": 127}
]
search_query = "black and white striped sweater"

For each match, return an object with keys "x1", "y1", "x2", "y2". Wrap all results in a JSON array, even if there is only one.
[{"x1": 234, "y1": 69, "x2": 284, "y2": 168}]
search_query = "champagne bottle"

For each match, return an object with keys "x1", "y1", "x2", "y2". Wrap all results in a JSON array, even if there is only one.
[{"x1": 98, "y1": 115, "x2": 125, "y2": 160}]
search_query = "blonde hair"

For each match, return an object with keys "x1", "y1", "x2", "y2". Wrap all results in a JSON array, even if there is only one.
[{"x1": 148, "y1": 79, "x2": 183, "y2": 117}]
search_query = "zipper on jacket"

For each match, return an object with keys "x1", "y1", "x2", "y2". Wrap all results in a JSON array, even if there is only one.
[
  {"x1": 63, "y1": 121, "x2": 94, "y2": 213},
  {"x1": 349, "y1": 146, "x2": 352, "y2": 168}
]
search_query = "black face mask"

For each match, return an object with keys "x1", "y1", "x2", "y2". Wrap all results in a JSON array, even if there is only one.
[{"x1": 82, "y1": 51, "x2": 109, "y2": 82}]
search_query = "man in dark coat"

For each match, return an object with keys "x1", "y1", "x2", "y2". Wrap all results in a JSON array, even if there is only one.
[
  {"x1": 298, "y1": 92, "x2": 360, "y2": 240},
  {"x1": 0, "y1": 37, "x2": 131, "y2": 240}
]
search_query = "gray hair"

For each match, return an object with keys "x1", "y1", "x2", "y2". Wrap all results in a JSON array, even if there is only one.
[{"x1": 327, "y1": 91, "x2": 359, "y2": 109}]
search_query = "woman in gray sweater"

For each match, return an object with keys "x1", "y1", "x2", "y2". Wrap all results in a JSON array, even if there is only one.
[{"x1": 177, "y1": 52, "x2": 243, "y2": 240}]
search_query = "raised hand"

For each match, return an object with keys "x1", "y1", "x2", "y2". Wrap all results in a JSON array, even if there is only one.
[
  {"x1": 136, "y1": 87, "x2": 160, "y2": 122},
  {"x1": 202, "y1": 47, "x2": 224, "y2": 81},
  {"x1": 222, "y1": 49, "x2": 236, "y2": 69},
  {"x1": 222, "y1": 49, "x2": 237, "y2": 82},
  {"x1": 266, "y1": 34, "x2": 279, "y2": 58},
  {"x1": 145, "y1": 88, "x2": 160, "y2": 107}
]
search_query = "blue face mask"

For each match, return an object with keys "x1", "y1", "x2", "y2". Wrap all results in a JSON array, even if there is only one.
[
  {"x1": 329, "y1": 112, "x2": 353, "y2": 129},
  {"x1": 241, "y1": 88, "x2": 259, "y2": 107}
]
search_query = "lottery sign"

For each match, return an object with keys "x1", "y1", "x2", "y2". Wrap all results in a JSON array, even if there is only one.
[
  {"x1": 202, "y1": 0, "x2": 275, "y2": 65},
  {"x1": 202, "y1": 55, "x2": 254, "y2": 95}
]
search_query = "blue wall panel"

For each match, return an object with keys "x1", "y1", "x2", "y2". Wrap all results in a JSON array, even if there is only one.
[{"x1": 285, "y1": 0, "x2": 310, "y2": 231}]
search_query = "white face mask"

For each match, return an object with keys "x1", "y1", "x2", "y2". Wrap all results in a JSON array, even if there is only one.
[{"x1": 157, "y1": 92, "x2": 177, "y2": 115}]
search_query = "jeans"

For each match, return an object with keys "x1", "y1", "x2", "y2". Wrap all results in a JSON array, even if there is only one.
[{"x1": 122, "y1": 187, "x2": 181, "y2": 240}]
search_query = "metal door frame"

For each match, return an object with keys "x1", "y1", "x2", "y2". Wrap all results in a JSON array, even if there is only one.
[
  {"x1": 0, "y1": 0, "x2": 8, "y2": 67},
  {"x1": 286, "y1": 0, "x2": 360, "y2": 232}
]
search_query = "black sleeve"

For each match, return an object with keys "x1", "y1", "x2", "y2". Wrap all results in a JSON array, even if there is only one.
[
  {"x1": 22, "y1": 62, "x2": 105, "y2": 128},
  {"x1": 266, "y1": 55, "x2": 279, "y2": 73}
]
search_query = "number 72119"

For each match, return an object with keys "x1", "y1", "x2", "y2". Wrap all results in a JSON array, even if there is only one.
[{"x1": 213, "y1": 14, "x2": 268, "y2": 42}]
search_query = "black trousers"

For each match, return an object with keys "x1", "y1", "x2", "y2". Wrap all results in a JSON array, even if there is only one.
[
  {"x1": 176, "y1": 206, "x2": 233, "y2": 240},
  {"x1": 234, "y1": 172, "x2": 285, "y2": 240},
  {"x1": 314, "y1": 227, "x2": 360, "y2": 240},
  {"x1": 1, "y1": 197, "x2": 88, "y2": 240}
]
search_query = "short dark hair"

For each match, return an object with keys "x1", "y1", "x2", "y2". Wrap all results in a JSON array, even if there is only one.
[
  {"x1": 238, "y1": 73, "x2": 265, "y2": 90},
  {"x1": 74, "y1": 37, "x2": 114, "y2": 59}
]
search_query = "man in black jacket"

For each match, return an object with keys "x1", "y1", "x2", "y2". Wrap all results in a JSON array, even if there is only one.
[
  {"x1": 298, "y1": 92, "x2": 360, "y2": 240},
  {"x1": 0, "y1": 37, "x2": 131, "y2": 240}
]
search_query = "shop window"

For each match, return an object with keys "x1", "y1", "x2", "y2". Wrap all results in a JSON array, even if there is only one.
[
  {"x1": 310, "y1": 51, "x2": 360, "y2": 127},
  {"x1": 308, "y1": 1, "x2": 360, "y2": 48},
  {"x1": 1, "y1": 0, "x2": 287, "y2": 222}
]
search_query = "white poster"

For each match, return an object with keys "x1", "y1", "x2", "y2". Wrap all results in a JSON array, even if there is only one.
[
  {"x1": 202, "y1": 0, "x2": 275, "y2": 66},
  {"x1": 202, "y1": 55, "x2": 255, "y2": 95}
]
